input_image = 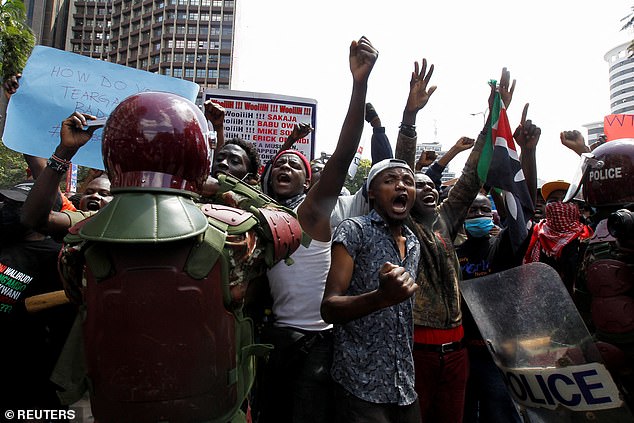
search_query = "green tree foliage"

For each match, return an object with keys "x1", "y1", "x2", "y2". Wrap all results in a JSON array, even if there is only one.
[
  {"x1": 0, "y1": 138, "x2": 26, "y2": 187},
  {"x1": 0, "y1": 0, "x2": 35, "y2": 81},
  {"x1": 622, "y1": 6, "x2": 634, "y2": 56},
  {"x1": 344, "y1": 158, "x2": 371, "y2": 194}
]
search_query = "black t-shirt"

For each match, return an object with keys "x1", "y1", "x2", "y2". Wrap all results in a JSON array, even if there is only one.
[
  {"x1": 0, "y1": 237, "x2": 76, "y2": 408},
  {"x1": 457, "y1": 228, "x2": 527, "y2": 341}
]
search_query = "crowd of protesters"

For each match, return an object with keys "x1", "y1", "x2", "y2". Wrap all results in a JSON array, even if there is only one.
[{"x1": 1, "y1": 35, "x2": 633, "y2": 423}]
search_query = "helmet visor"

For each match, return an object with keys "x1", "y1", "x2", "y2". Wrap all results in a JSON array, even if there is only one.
[{"x1": 563, "y1": 152, "x2": 604, "y2": 203}]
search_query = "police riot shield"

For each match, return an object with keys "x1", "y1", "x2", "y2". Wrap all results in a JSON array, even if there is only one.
[{"x1": 460, "y1": 262, "x2": 633, "y2": 422}]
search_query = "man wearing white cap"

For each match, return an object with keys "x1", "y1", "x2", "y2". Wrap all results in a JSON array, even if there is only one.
[{"x1": 322, "y1": 158, "x2": 421, "y2": 423}]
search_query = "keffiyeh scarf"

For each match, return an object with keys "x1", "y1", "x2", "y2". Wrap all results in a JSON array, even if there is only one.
[{"x1": 524, "y1": 201, "x2": 593, "y2": 263}]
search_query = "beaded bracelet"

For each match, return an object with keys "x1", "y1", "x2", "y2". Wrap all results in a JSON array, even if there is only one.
[
  {"x1": 399, "y1": 122, "x2": 417, "y2": 138},
  {"x1": 46, "y1": 154, "x2": 71, "y2": 173}
]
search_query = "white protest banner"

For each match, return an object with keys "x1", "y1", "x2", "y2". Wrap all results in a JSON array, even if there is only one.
[
  {"x1": 203, "y1": 89, "x2": 317, "y2": 171},
  {"x1": 3, "y1": 46, "x2": 200, "y2": 170}
]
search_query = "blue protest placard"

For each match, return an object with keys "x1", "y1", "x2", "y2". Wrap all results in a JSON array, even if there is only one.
[{"x1": 3, "y1": 46, "x2": 200, "y2": 170}]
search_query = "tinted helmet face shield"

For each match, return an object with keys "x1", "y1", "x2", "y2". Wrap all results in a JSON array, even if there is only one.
[{"x1": 563, "y1": 152, "x2": 604, "y2": 203}]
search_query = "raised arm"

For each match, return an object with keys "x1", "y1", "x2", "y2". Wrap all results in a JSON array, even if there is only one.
[
  {"x1": 276, "y1": 122, "x2": 313, "y2": 156},
  {"x1": 204, "y1": 100, "x2": 225, "y2": 150},
  {"x1": 423, "y1": 137, "x2": 474, "y2": 191},
  {"x1": 21, "y1": 112, "x2": 98, "y2": 234},
  {"x1": 394, "y1": 58, "x2": 437, "y2": 169},
  {"x1": 560, "y1": 130, "x2": 590, "y2": 157},
  {"x1": 513, "y1": 103, "x2": 540, "y2": 206},
  {"x1": 298, "y1": 36, "x2": 378, "y2": 241}
]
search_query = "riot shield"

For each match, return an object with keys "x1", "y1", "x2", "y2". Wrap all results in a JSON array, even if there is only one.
[{"x1": 460, "y1": 262, "x2": 633, "y2": 422}]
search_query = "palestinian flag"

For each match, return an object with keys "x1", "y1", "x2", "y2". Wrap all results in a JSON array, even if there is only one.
[{"x1": 478, "y1": 89, "x2": 534, "y2": 253}]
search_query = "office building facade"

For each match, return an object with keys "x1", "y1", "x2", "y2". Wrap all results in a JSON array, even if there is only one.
[
  {"x1": 584, "y1": 41, "x2": 634, "y2": 143},
  {"x1": 64, "y1": 0, "x2": 235, "y2": 98}
]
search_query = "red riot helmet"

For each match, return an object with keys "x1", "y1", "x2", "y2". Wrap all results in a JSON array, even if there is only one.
[
  {"x1": 564, "y1": 139, "x2": 634, "y2": 208},
  {"x1": 102, "y1": 92, "x2": 211, "y2": 194}
]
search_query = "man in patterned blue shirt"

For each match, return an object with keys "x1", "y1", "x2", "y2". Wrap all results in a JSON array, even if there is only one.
[{"x1": 321, "y1": 158, "x2": 421, "y2": 423}]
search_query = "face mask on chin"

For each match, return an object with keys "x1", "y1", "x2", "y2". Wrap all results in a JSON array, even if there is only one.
[{"x1": 464, "y1": 216, "x2": 494, "y2": 238}]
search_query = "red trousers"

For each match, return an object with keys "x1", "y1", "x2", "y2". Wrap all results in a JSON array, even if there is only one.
[{"x1": 414, "y1": 346, "x2": 469, "y2": 423}]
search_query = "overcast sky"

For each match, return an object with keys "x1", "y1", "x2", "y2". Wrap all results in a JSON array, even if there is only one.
[{"x1": 231, "y1": 0, "x2": 633, "y2": 183}]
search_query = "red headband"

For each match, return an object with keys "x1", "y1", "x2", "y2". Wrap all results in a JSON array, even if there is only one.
[{"x1": 272, "y1": 150, "x2": 312, "y2": 180}]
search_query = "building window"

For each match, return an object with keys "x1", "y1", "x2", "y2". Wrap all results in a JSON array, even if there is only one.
[
  {"x1": 196, "y1": 69, "x2": 206, "y2": 78},
  {"x1": 162, "y1": 68, "x2": 170, "y2": 76},
  {"x1": 211, "y1": 14, "x2": 221, "y2": 21},
  {"x1": 219, "y1": 69, "x2": 229, "y2": 79},
  {"x1": 223, "y1": 14, "x2": 232, "y2": 22},
  {"x1": 208, "y1": 69, "x2": 218, "y2": 78},
  {"x1": 73, "y1": 44, "x2": 81, "y2": 52},
  {"x1": 185, "y1": 68, "x2": 194, "y2": 78},
  {"x1": 201, "y1": 0, "x2": 209, "y2": 5},
  {"x1": 173, "y1": 68, "x2": 183, "y2": 77},
  {"x1": 176, "y1": 24, "x2": 185, "y2": 34},
  {"x1": 196, "y1": 53, "x2": 206, "y2": 62},
  {"x1": 221, "y1": 40, "x2": 231, "y2": 49},
  {"x1": 187, "y1": 40, "x2": 196, "y2": 48},
  {"x1": 151, "y1": 56, "x2": 160, "y2": 65},
  {"x1": 200, "y1": 13, "x2": 209, "y2": 21},
  {"x1": 188, "y1": 12, "x2": 198, "y2": 20},
  {"x1": 185, "y1": 53, "x2": 195, "y2": 62},
  {"x1": 175, "y1": 40, "x2": 185, "y2": 48},
  {"x1": 212, "y1": 0, "x2": 221, "y2": 5},
  {"x1": 174, "y1": 53, "x2": 183, "y2": 61},
  {"x1": 220, "y1": 54, "x2": 230, "y2": 64}
]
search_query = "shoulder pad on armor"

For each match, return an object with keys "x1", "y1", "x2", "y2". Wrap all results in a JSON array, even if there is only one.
[
  {"x1": 257, "y1": 207, "x2": 305, "y2": 267},
  {"x1": 201, "y1": 203, "x2": 259, "y2": 236},
  {"x1": 201, "y1": 203, "x2": 254, "y2": 226}
]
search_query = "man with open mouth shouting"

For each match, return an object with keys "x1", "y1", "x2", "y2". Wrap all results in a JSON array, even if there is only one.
[
  {"x1": 395, "y1": 60, "x2": 516, "y2": 423},
  {"x1": 321, "y1": 158, "x2": 421, "y2": 423},
  {"x1": 255, "y1": 36, "x2": 378, "y2": 423}
]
